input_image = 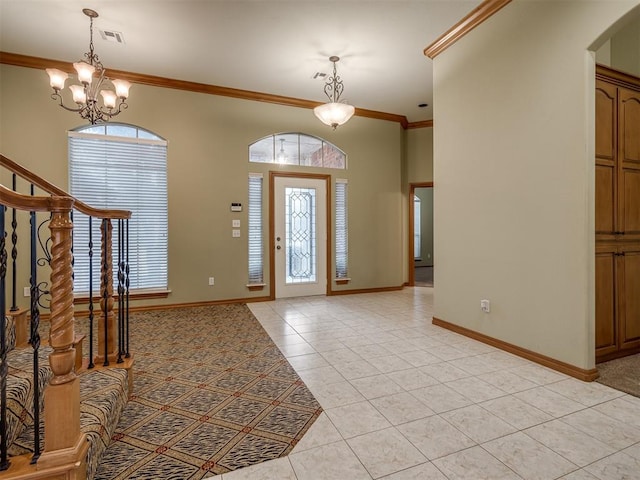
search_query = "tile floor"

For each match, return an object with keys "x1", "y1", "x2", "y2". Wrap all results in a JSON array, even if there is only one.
[{"x1": 206, "y1": 288, "x2": 640, "y2": 480}]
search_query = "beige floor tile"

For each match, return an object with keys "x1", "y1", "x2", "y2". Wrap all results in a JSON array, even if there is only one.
[
  {"x1": 378, "y1": 462, "x2": 448, "y2": 480},
  {"x1": 396, "y1": 415, "x2": 476, "y2": 460},
  {"x1": 333, "y1": 359, "x2": 382, "y2": 380},
  {"x1": 419, "y1": 362, "x2": 471, "y2": 383},
  {"x1": 480, "y1": 395, "x2": 553, "y2": 430},
  {"x1": 370, "y1": 392, "x2": 435, "y2": 425},
  {"x1": 445, "y1": 376, "x2": 507, "y2": 403},
  {"x1": 433, "y1": 445, "x2": 522, "y2": 479},
  {"x1": 584, "y1": 451, "x2": 640, "y2": 480},
  {"x1": 326, "y1": 401, "x2": 392, "y2": 438},
  {"x1": 292, "y1": 412, "x2": 342, "y2": 452},
  {"x1": 507, "y1": 364, "x2": 568, "y2": 385},
  {"x1": 348, "y1": 427, "x2": 427, "y2": 478},
  {"x1": 513, "y1": 386, "x2": 585, "y2": 418},
  {"x1": 561, "y1": 409, "x2": 640, "y2": 450},
  {"x1": 442, "y1": 404, "x2": 517, "y2": 442},
  {"x1": 366, "y1": 354, "x2": 414, "y2": 373},
  {"x1": 478, "y1": 370, "x2": 539, "y2": 393},
  {"x1": 350, "y1": 374, "x2": 405, "y2": 399},
  {"x1": 297, "y1": 365, "x2": 345, "y2": 386},
  {"x1": 545, "y1": 378, "x2": 624, "y2": 407},
  {"x1": 410, "y1": 384, "x2": 473, "y2": 413},
  {"x1": 308, "y1": 380, "x2": 365, "y2": 409},
  {"x1": 557, "y1": 470, "x2": 600, "y2": 480},
  {"x1": 286, "y1": 352, "x2": 330, "y2": 371},
  {"x1": 386, "y1": 368, "x2": 440, "y2": 390},
  {"x1": 483, "y1": 432, "x2": 577, "y2": 480},
  {"x1": 593, "y1": 397, "x2": 640, "y2": 429},
  {"x1": 524, "y1": 419, "x2": 616, "y2": 467},
  {"x1": 289, "y1": 440, "x2": 373, "y2": 480},
  {"x1": 220, "y1": 457, "x2": 296, "y2": 480}
]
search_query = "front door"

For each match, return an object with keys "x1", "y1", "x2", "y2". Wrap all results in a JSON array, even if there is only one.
[{"x1": 274, "y1": 176, "x2": 327, "y2": 298}]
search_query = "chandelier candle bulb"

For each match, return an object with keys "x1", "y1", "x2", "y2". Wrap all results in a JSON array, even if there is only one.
[
  {"x1": 101, "y1": 90, "x2": 117, "y2": 109},
  {"x1": 46, "y1": 68, "x2": 68, "y2": 90},
  {"x1": 69, "y1": 84, "x2": 87, "y2": 104},
  {"x1": 74, "y1": 61, "x2": 95, "y2": 84},
  {"x1": 112, "y1": 79, "x2": 132, "y2": 99}
]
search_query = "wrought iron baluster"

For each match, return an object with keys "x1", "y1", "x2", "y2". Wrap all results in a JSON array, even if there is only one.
[
  {"x1": 88, "y1": 217, "x2": 94, "y2": 369},
  {"x1": 0, "y1": 205, "x2": 10, "y2": 471},
  {"x1": 125, "y1": 219, "x2": 130, "y2": 358},
  {"x1": 117, "y1": 219, "x2": 123, "y2": 364},
  {"x1": 29, "y1": 186, "x2": 41, "y2": 462},
  {"x1": 101, "y1": 218, "x2": 109, "y2": 367},
  {"x1": 10, "y1": 174, "x2": 18, "y2": 312}
]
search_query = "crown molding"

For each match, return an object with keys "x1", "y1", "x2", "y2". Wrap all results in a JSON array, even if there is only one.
[
  {"x1": 1, "y1": 51, "x2": 410, "y2": 128},
  {"x1": 406, "y1": 120, "x2": 434, "y2": 129},
  {"x1": 424, "y1": 0, "x2": 512, "y2": 59}
]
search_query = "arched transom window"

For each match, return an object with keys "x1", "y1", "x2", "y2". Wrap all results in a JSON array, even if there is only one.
[{"x1": 249, "y1": 133, "x2": 346, "y2": 169}]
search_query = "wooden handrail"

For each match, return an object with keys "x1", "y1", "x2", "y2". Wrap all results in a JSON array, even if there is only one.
[
  {"x1": 0, "y1": 154, "x2": 131, "y2": 220},
  {"x1": 0, "y1": 184, "x2": 71, "y2": 212}
]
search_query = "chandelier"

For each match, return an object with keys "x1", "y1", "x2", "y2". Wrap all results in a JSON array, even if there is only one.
[
  {"x1": 313, "y1": 56, "x2": 355, "y2": 129},
  {"x1": 45, "y1": 9, "x2": 131, "y2": 125}
]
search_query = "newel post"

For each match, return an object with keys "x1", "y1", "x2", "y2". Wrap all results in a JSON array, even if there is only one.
[
  {"x1": 96, "y1": 218, "x2": 117, "y2": 365},
  {"x1": 38, "y1": 196, "x2": 88, "y2": 474}
]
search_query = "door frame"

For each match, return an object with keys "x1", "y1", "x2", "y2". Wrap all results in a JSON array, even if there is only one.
[
  {"x1": 408, "y1": 182, "x2": 434, "y2": 286},
  {"x1": 269, "y1": 171, "x2": 332, "y2": 299}
]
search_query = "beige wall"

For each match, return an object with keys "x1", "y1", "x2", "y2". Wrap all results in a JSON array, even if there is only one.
[
  {"x1": 407, "y1": 127, "x2": 434, "y2": 183},
  {"x1": 611, "y1": 15, "x2": 640, "y2": 76},
  {"x1": 0, "y1": 64, "x2": 405, "y2": 309},
  {"x1": 432, "y1": 0, "x2": 640, "y2": 370},
  {"x1": 595, "y1": 15, "x2": 640, "y2": 76}
]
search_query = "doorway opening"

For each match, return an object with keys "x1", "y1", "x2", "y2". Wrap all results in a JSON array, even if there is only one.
[{"x1": 409, "y1": 182, "x2": 434, "y2": 287}]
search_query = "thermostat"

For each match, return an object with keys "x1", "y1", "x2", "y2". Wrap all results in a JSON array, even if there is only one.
[{"x1": 231, "y1": 203, "x2": 242, "y2": 212}]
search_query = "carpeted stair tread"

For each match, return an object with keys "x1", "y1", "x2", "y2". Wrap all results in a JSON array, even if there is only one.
[{"x1": 10, "y1": 367, "x2": 129, "y2": 480}]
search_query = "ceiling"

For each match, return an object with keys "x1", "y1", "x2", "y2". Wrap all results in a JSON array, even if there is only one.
[{"x1": 0, "y1": 1, "x2": 481, "y2": 123}]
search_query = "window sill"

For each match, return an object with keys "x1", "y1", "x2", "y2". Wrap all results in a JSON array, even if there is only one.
[
  {"x1": 335, "y1": 278, "x2": 351, "y2": 285},
  {"x1": 73, "y1": 288, "x2": 171, "y2": 304},
  {"x1": 247, "y1": 283, "x2": 266, "y2": 291}
]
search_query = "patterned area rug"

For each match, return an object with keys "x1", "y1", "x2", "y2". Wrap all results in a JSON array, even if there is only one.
[
  {"x1": 92, "y1": 304, "x2": 322, "y2": 479},
  {"x1": 596, "y1": 353, "x2": 640, "y2": 398}
]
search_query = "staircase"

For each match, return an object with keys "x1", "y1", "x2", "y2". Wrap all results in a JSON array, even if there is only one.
[{"x1": 0, "y1": 154, "x2": 134, "y2": 480}]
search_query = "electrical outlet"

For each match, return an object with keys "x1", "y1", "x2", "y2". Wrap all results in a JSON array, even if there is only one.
[
  {"x1": 232, "y1": 229, "x2": 241, "y2": 238},
  {"x1": 208, "y1": 277, "x2": 215, "y2": 286},
  {"x1": 480, "y1": 299, "x2": 491, "y2": 313},
  {"x1": 23, "y1": 286, "x2": 30, "y2": 297}
]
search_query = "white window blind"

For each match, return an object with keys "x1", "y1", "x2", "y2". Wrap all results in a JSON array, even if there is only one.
[
  {"x1": 335, "y1": 179, "x2": 348, "y2": 279},
  {"x1": 248, "y1": 173, "x2": 264, "y2": 284},
  {"x1": 68, "y1": 126, "x2": 168, "y2": 293}
]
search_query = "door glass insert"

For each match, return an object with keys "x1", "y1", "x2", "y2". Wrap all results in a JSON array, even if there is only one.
[{"x1": 285, "y1": 186, "x2": 317, "y2": 284}]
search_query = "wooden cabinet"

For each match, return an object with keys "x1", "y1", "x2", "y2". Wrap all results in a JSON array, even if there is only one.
[{"x1": 595, "y1": 66, "x2": 640, "y2": 363}]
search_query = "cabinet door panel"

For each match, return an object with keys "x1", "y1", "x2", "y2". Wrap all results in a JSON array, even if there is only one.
[
  {"x1": 620, "y1": 249, "x2": 640, "y2": 348},
  {"x1": 619, "y1": 88, "x2": 640, "y2": 165},
  {"x1": 621, "y1": 169, "x2": 640, "y2": 235},
  {"x1": 596, "y1": 164, "x2": 615, "y2": 235},
  {"x1": 595, "y1": 249, "x2": 617, "y2": 356},
  {"x1": 596, "y1": 81, "x2": 617, "y2": 160}
]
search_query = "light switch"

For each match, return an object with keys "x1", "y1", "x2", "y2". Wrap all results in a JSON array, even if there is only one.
[
  {"x1": 232, "y1": 229, "x2": 241, "y2": 238},
  {"x1": 232, "y1": 219, "x2": 241, "y2": 228}
]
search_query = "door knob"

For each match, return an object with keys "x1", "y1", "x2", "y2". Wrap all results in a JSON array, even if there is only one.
[{"x1": 276, "y1": 245, "x2": 281, "y2": 250}]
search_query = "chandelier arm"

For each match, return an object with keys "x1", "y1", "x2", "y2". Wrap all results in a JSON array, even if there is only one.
[
  {"x1": 98, "y1": 101, "x2": 128, "y2": 119},
  {"x1": 50, "y1": 92, "x2": 86, "y2": 113}
]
